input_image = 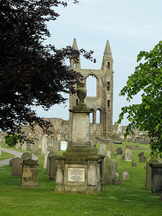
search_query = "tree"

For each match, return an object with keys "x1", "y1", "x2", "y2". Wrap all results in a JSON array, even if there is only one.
[
  {"x1": 0, "y1": 0, "x2": 93, "y2": 136},
  {"x1": 118, "y1": 41, "x2": 162, "y2": 156}
]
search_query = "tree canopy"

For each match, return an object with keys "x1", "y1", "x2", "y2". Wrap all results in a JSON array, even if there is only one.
[
  {"x1": 118, "y1": 41, "x2": 162, "y2": 155},
  {"x1": 0, "y1": 0, "x2": 93, "y2": 135}
]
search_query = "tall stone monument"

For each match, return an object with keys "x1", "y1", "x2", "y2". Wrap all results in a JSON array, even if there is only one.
[
  {"x1": 69, "y1": 39, "x2": 113, "y2": 138},
  {"x1": 55, "y1": 80, "x2": 104, "y2": 193}
]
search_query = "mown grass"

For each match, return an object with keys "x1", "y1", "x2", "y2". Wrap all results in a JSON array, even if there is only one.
[
  {"x1": 0, "y1": 143, "x2": 162, "y2": 216},
  {"x1": 0, "y1": 152, "x2": 14, "y2": 160}
]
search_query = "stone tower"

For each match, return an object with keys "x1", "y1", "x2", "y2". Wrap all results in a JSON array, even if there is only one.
[{"x1": 69, "y1": 39, "x2": 113, "y2": 138}]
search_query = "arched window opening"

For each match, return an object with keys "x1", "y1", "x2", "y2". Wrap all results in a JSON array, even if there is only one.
[
  {"x1": 96, "y1": 109, "x2": 101, "y2": 124},
  {"x1": 107, "y1": 100, "x2": 110, "y2": 108},
  {"x1": 76, "y1": 99, "x2": 79, "y2": 105},
  {"x1": 107, "y1": 62, "x2": 110, "y2": 69},
  {"x1": 86, "y1": 75, "x2": 97, "y2": 97},
  {"x1": 89, "y1": 112, "x2": 93, "y2": 123},
  {"x1": 107, "y1": 81, "x2": 110, "y2": 91}
]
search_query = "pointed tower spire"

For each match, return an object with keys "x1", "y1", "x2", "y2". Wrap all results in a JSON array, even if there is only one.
[
  {"x1": 104, "y1": 40, "x2": 112, "y2": 56},
  {"x1": 72, "y1": 38, "x2": 79, "y2": 50},
  {"x1": 70, "y1": 38, "x2": 80, "y2": 69},
  {"x1": 101, "y1": 40, "x2": 113, "y2": 71}
]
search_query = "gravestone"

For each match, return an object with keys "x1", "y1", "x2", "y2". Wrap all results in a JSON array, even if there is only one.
[
  {"x1": 41, "y1": 134, "x2": 48, "y2": 155},
  {"x1": 48, "y1": 153, "x2": 57, "y2": 180},
  {"x1": 138, "y1": 152, "x2": 146, "y2": 162},
  {"x1": 122, "y1": 171, "x2": 129, "y2": 180},
  {"x1": 116, "y1": 147, "x2": 123, "y2": 155},
  {"x1": 123, "y1": 148, "x2": 132, "y2": 161},
  {"x1": 132, "y1": 161, "x2": 137, "y2": 167},
  {"x1": 43, "y1": 151, "x2": 50, "y2": 169},
  {"x1": 10, "y1": 157, "x2": 22, "y2": 176},
  {"x1": 106, "y1": 150, "x2": 111, "y2": 159},
  {"x1": 98, "y1": 143, "x2": 107, "y2": 155},
  {"x1": 112, "y1": 172, "x2": 121, "y2": 185},
  {"x1": 22, "y1": 159, "x2": 39, "y2": 187},
  {"x1": 103, "y1": 158, "x2": 117, "y2": 184},
  {"x1": 145, "y1": 161, "x2": 152, "y2": 190},
  {"x1": 150, "y1": 162, "x2": 162, "y2": 193}
]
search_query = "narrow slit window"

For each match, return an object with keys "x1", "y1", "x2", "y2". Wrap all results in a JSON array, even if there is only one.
[
  {"x1": 107, "y1": 81, "x2": 110, "y2": 91},
  {"x1": 107, "y1": 62, "x2": 110, "y2": 69},
  {"x1": 107, "y1": 100, "x2": 110, "y2": 108}
]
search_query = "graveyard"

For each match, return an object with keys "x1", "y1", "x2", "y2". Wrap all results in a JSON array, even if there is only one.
[
  {"x1": 1, "y1": 1, "x2": 162, "y2": 216},
  {"x1": 0, "y1": 142, "x2": 162, "y2": 216}
]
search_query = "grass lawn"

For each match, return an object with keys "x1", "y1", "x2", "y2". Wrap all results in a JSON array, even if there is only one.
[
  {"x1": 0, "y1": 152, "x2": 14, "y2": 161},
  {"x1": 0, "y1": 143, "x2": 162, "y2": 216}
]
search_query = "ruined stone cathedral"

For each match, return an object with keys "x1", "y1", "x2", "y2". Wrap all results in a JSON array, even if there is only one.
[
  {"x1": 69, "y1": 39, "x2": 113, "y2": 138},
  {"x1": 13, "y1": 39, "x2": 114, "y2": 152}
]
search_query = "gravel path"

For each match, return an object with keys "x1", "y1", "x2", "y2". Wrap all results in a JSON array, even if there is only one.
[{"x1": 0, "y1": 148, "x2": 37, "y2": 167}]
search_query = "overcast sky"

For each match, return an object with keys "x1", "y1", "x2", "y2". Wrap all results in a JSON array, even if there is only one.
[{"x1": 35, "y1": 0, "x2": 162, "y2": 125}]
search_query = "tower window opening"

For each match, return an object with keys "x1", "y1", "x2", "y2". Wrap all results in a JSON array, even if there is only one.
[
  {"x1": 107, "y1": 100, "x2": 110, "y2": 108},
  {"x1": 76, "y1": 99, "x2": 79, "y2": 105},
  {"x1": 107, "y1": 62, "x2": 110, "y2": 69},
  {"x1": 107, "y1": 81, "x2": 110, "y2": 91},
  {"x1": 89, "y1": 112, "x2": 93, "y2": 123},
  {"x1": 96, "y1": 109, "x2": 101, "y2": 124},
  {"x1": 86, "y1": 75, "x2": 97, "y2": 97}
]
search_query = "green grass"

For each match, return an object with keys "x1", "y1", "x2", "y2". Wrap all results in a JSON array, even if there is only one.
[
  {"x1": 0, "y1": 152, "x2": 14, "y2": 160},
  {"x1": 0, "y1": 143, "x2": 162, "y2": 216}
]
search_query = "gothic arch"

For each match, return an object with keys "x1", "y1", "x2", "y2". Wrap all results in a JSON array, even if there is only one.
[
  {"x1": 86, "y1": 75, "x2": 98, "y2": 97},
  {"x1": 96, "y1": 109, "x2": 102, "y2": 124}
]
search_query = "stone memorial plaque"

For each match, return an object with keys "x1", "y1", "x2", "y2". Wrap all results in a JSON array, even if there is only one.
[{"x1": 68, "y1": 168, "x2": 85, "y2": 182}]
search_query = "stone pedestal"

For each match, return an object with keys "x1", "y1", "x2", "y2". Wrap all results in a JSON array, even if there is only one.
[
  {"x1": 71, "y1": 112, "x2": 90, "y2": 145},
  {"x1": 22, "y1": 159, "x2": 39, "y2": 187},
  {"x1": 55, "y1": 81, "x2": 104, "y2": 193},
  {"x1": 55, "y1": 146, "x2": 104, "y2": 193},
  {"x1": 150, "y1": 163, "x2": 162, "y2": 193}
]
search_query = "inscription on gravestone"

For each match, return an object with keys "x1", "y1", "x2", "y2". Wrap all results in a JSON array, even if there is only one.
[{"x1": 68, "y1": 168, "x2": 85, "y2": 182}]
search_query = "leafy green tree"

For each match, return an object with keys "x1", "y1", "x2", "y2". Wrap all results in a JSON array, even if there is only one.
[
  {"x1": 0, "y1": 0, "x2": 93, "y2": 136},
  {"x1": 5, "y1": 134, "x2": 20, "y2": 147},
  {"x1": 118, "y1": 41, "x2": 162, "y2": 156}
]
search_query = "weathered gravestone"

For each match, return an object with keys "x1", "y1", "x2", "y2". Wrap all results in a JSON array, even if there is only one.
[
  {"x1": 138, "y1": 152, "x2": 146, "y2": 162},
  {"x1": 149, "y1": 162, "x2": 162, "y2": 193},
  {"x1": 103, "y1": 157, "x2": 117, "y2": 185},
  {"x1": 123, "y1": 148, "x2": 132, "y2": 161},
  {"x1": 41, "y1": 134, "x2": 48, "y2": 155},
  {"x1": 116, "y1": 147, "x2": 123, "y2": 155},
  {"x1": 22, "y1": 159, "x2": 39, "y2": 187},
  {"x1": 112, "y1": 172, "x2": 121, "y2": 185},
  {"x1": 10, "y1": 157, "x2": 22, "y2": 176},
  {"x1": 98, "y1": 143, "x2": 107, "y2": 155},
  {"x1": 106, "y1": 150, "x2": 111, "y2": 159},
  {"x1": 145, "y1": 161, "x2": 152, "y2": 190},
  {"x1": 132, "y1": 160, "x2": 137, "y2": 167},
  {"x1": 43, "y1": 151, "x2": 50, "y2": 169},
  {"x1": 122, "y1": 171, "x2": 129, "y2": 180},
  {"x1": 48, "y1": 152, "x2": 57, "y2": 180}
]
